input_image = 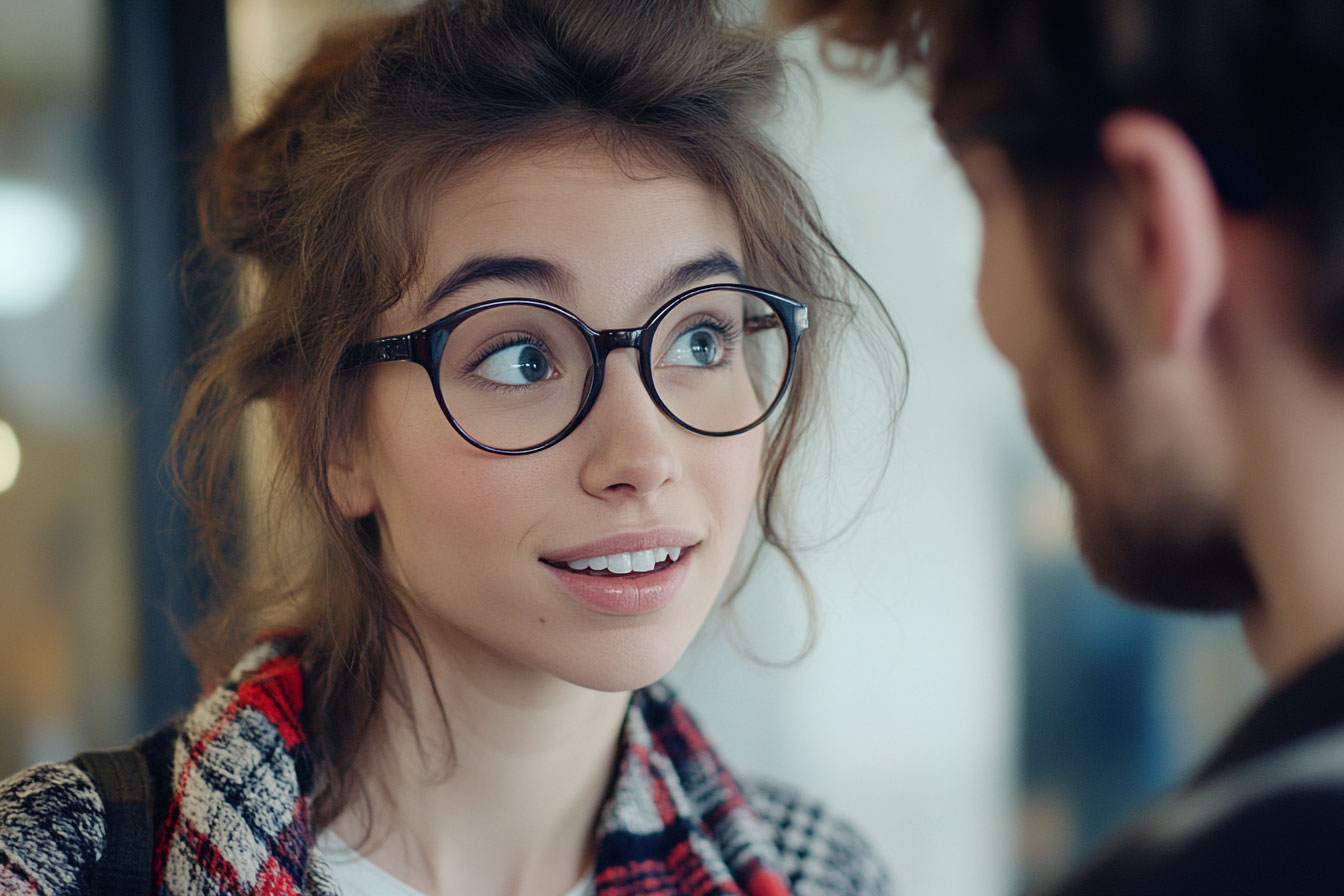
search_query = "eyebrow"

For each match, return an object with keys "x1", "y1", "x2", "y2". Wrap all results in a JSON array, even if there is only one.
[
  {"x1": 419, "y1": 249, "x2": 747, "y2": 318},
  {"x1": 650, "y1": 251, "x2": 746, "y2": 300},
  {"x1": 420, "y1": 255, "x2": 571, "y2": 318}
]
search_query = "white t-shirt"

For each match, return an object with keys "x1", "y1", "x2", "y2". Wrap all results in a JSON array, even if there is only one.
[{"x1": 316, "y1": 830, "x2": 594, "y2": 896}]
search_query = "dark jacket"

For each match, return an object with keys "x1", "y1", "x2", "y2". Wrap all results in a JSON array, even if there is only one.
[{"x1": 1053, "y1": 643, "x2": 1344, "y2": 895}]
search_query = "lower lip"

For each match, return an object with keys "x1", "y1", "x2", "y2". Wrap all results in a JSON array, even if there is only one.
[{"x1": 542, "y1": 551, "x2": 693, "y2": 616}]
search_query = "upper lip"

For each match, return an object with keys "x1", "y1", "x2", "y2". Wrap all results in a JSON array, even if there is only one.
[{"x1": 541, "y1": 528, "x2": 701, "y2": 564}]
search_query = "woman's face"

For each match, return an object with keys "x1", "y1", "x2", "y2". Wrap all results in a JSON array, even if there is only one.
[{"x1": 331, "y1": 143, "x2": 764, "y2": 691}]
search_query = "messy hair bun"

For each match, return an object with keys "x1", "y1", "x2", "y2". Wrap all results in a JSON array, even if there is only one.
[
  {"x1": 175, "y1": 0, "x2": 900, "y2": 827},
  {"x1": 200, "y1": 18, "x2": 390, "y2": 266}
]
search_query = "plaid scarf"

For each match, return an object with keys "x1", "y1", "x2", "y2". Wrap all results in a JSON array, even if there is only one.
[{"x1": 1, "y1": 639, "x2": 890, "y2": 896}]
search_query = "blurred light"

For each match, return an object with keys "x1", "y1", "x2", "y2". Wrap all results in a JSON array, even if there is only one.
[
  {"x1": 0, "y1": 179, "x2": 83, "y2": 317},
  {"x1": 0, "y1": 419, "x2": 19, "y2": 493}
]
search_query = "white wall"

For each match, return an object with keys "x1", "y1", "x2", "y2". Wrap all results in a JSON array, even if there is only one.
[{"x1": 669, "y1": 34, "x2": 1031, "y2": 896}]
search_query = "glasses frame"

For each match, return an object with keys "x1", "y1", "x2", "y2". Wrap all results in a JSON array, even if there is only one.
[{"x1": 340, "y1": 283, "x2": 810, "y2": 455}]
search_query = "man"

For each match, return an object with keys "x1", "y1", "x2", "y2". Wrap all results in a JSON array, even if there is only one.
[{"x1": 776, "y1": 0, "x2": 1344, "y2": 892}]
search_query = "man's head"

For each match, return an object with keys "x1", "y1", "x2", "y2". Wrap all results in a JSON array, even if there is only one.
[{"x1": 778, "y1": 0, "x2": 1344, "y2": 614}]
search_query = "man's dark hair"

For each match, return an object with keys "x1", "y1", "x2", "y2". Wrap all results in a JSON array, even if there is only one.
[{"x1": 783, "y1": 0, "x2": 1344, "y2": 367}]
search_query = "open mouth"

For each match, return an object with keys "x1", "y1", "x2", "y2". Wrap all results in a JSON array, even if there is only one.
[{"x1": 542, "y1": 546, "x2": 690, "y2": 577}]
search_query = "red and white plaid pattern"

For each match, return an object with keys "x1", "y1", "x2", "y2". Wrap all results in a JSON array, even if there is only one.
[{"x1": 1, "y1": 639, "x2": 891, "y2": 896}]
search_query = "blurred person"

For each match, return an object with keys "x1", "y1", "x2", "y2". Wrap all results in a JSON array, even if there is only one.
[
  {"x1": 0, "y1": 1, "x2": 902, "y2": 894},
  {"x1": 777, "y1": 0, "x2": 1344, "y2": 893}
]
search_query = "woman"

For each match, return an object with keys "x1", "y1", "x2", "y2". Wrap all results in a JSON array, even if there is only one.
[{"x1": 0, "y1": 1, "x2": 900, "y2": 894}]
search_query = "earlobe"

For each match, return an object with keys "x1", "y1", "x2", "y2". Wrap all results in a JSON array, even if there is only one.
[
  {"x1": 1098, "y1": 110, "x2": 1227, "y2": 353},
  {"x1": 327, "y1": 430, "x2": 378, "y2": 520}
]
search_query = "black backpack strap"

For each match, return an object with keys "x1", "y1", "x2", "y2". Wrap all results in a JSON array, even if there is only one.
[{"x1": 72, "y1": 746, "x2": 155, "y2": 896}]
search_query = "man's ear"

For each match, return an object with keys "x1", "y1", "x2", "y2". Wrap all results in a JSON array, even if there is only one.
[
  {"x1": 278, "y1": 385, "x2": 377, "y2": 519},
  {"x1": 1098, "y1": 110, "x2": 1227, "y2": 353}
]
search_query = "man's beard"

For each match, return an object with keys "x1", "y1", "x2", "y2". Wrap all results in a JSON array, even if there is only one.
[
  {"x1": 1027, "y1": 393, "x2": 1260, "y2": 614},
  {"x1": 1071, "y1": 468, "x2": 1260, "y2": 615}
]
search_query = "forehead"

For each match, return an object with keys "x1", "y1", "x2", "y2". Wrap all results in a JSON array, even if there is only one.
[{"x1": 398, "y1": 142, "x2": 743, "y2": 323}]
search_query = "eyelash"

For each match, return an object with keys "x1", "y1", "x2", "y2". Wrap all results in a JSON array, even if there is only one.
[
  {"x1": 672, "y1": 315, "x2": 742, "y2": 350},
  {"x1": 461, "y1": 334, "x2": 552, "y2": 375}
]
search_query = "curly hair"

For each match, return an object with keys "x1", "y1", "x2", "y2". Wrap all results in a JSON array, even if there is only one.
[{"x1": 175, "y1": 0, "x2": 902, "y2": 828}]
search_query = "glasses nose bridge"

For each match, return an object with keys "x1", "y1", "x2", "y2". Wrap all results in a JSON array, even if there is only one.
[
  {"x1": 591, "y1": 325, "x2": 649, "y2": 383},
  {"x1": 588, "y1": 324, "x2": 657, "y2": 410},
  {"x1": 592, "y1": 325, "x2": 644, "y2": 360}
]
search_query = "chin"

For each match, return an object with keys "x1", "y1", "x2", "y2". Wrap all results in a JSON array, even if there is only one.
[
  {"x1": 553, "y1": 649, "x2": 685, "y2": 693},
  {"x1": 1073, "y1": 490, "x2": 1259, "y2": 614},
  {"x1": 546, "y1": 619, "x2": 704, "y2": 693},
  {"x1": 1034, "y1": 385, "x2": 1258, "y2": 614}
]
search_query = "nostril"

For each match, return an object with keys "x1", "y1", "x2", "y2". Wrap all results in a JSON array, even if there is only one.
[{"x1": 578, "y1": 401, "x2": 684, "y2": 498}]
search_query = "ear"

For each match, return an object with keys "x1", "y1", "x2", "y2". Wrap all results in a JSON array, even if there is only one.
[
  {"x1": 327, "y1": 436, "x2": 378, "y2": 519},
  {"x1": 276, "y1": 384, "x2": 378, "y2": 518},
  {"x1": 1097, "y1": 110, "x2": 1227, "y2": 353}
]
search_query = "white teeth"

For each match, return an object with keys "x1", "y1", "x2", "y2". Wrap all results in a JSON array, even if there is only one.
[{"x1": 562, "y1": 546, "x2": 686, "y2": 574}]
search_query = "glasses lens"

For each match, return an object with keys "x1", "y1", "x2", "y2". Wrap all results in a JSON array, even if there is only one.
[
  {"x1": 436, "y1": 304, "x2": 592, "y2": 451},
  {"x1": 649, "y1": 288, "x2": 791, "y2": 434}
]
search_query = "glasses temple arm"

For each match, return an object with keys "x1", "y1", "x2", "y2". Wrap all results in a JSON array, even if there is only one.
[{"x1": 340, "y1": 334, "x2": 414, "y2": 370}]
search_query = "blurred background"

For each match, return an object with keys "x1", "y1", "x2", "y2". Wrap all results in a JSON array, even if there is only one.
[{"x1": 0, "y1": 1, "x2": 1264, "y2": 894}]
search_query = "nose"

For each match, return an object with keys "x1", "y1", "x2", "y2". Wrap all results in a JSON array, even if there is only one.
[{"x1": 577, "y1": 351, "x2": 683, "y2": 499}]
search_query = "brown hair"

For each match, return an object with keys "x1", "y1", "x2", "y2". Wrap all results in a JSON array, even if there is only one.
[
  {"x1": 782, "y1": 0, "x2": 1344, "y2": 367},
  {"x1": 176, "y1": 0, "x2": 901, "y2": 828}
]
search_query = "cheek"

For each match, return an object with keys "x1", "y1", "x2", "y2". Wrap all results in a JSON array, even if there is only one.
[
  {"x1": 703, "y1": 429, "x2": 764, "y2": 533},
  {"x1": 975, "y1": 213, "x2": 1025, "y2": 365},
  {"x1": 975, "y1": 207, "x2": 1059, "y2": 377},
  {"x1": 975, "y1": 265, "x2": 1009, "y2": 361},
  {"x1": 361, "y1": 378, "x2": 536, "y2": 560},
  {"x1": 371, "y1": 451, "x2": 564, "y2": 618}
]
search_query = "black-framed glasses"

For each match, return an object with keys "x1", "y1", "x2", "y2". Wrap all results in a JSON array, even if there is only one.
[{"x1": 340, "y1": 283, "x2": 809, "y2": 455}]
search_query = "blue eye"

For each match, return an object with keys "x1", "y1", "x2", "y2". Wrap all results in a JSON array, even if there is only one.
[
  {"x1": 664, "y1": 325, "x2": 727, "y2": 368},
  {"x1": 473, "y1": 340, "x2": 555, "y2": 385}
]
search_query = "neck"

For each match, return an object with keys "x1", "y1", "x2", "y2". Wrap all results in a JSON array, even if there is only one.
[
  {"x1": 1226, "y1": 261, "x2": 1344, "y2": 685},
  {"x1": 329, "y1": 623, "x2": 630, "y2": 896},
  {"x1": 1235, "y1": 380, "x2": 1344, "y2": 685}
]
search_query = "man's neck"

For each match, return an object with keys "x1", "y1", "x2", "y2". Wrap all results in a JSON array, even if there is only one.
[{"x1": 1229, "y1": 297, "x2": 1344, "y2": 686}]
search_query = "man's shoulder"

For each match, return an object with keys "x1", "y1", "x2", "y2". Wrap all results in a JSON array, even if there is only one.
[
  {"x1": 0, "y1": 762, "x2": 106, "y2": 896},
  {"x1": 1056, "y1": 730, "x2": 1344, "y2": 895},
  {"x1": 1058, "y1": 785, "x2": 1344, "y2": 895},
  {"x1": 741, "y1": 777, "x2": 894, "y2": 896}
]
